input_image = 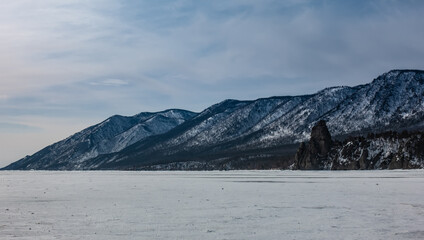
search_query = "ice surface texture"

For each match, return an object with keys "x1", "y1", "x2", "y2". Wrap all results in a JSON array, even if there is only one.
[{"x1": 1, "y1": 170, "x2": 424, "y2": 240}]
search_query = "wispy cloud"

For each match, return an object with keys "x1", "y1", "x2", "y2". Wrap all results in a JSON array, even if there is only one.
[
  {"x1": 1, "y1": 0, "x2": 423, "y2": 100},
  {"x1": 0, "y1": 122, "x2": 42, "y2": 133},
  {"x1": 89, "y1": 79, "x2": 129, "y2": 86}
]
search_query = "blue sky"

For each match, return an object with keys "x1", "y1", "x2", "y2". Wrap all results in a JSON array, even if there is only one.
[{"x1": 1, "y1": 0, "x2": 424, "y2": 166}]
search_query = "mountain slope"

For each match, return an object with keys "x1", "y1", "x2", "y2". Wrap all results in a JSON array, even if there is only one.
[
  {"x1": 3, "y1": 69, "x2": 424, "y2": 170},
  {"x1": 295, "y1": 120, "x2": 424, "y2": 170},
  {"x1": 330, "y1": 131, "x2": 424, "y2": 170},
  {"x1": 88, "y1": 70, "x2": 424, "y2": 170},
  {"x1": 324, "y1": 70, "x2": 424, "y2": 134},
  {"x1": 3, "y1": 109, "x2": 197, "y2": 170}
]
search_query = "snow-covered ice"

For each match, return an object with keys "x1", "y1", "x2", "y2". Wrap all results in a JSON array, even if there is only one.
[{"x1": 1, "y1": 170, "x2": 423, "y2": 239}]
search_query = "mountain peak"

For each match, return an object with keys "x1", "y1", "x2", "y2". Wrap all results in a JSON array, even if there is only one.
[
  {"x1": 386, "y1": 69, "x2": 424, "y2": 74},
  {"x1": 379, "y1": 69, "x2": 424, "y2": 79},
  {"x1": 370, "y1": 69, "x2": 424, "y2": 87}
]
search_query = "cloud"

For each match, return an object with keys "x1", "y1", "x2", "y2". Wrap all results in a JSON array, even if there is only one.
[
  {"x1": 0, "y1": 122, "x2": 42, "y2": 133},
  {"x1": 89, "y1": 79, "x2": 129, "y2": 86},
  {"x1": 0, "y1": 1, "x2": 423, "y2": 108},
  {"x1": 1, "y1": 0, "x2": 423, "y2": 100}
]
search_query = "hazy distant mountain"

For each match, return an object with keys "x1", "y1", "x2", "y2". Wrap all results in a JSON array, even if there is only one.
[{"x1": 3, "y1": 70, "x2": 424, "y2": 170}]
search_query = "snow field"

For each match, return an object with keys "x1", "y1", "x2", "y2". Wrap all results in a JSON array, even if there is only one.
[{"x1": 1, "y1": 170, "x2": 423, "y2": 240}]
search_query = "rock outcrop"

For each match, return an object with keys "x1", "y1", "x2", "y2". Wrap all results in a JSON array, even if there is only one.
[
  {"x1": 295, "y1": 120, "x2": 332, "y2": 169},
  {"x1": 295, "y1": 122, "x2": 424, "y2": 170}
]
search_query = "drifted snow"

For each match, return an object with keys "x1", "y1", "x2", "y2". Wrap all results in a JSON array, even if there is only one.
[{"x1": 1, "y1": 171, "x2": 423, "y2": 240}]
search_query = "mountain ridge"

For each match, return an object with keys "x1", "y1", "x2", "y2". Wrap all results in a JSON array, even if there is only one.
[
  {"x1": 3, "y1": 69, "x2": 424, "y2": 170},
  {"x1": 3, "y1": 109, "x2": 197, "y2": 170}
]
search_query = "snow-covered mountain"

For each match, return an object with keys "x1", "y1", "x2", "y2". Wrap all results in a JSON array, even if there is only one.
[
  {"x1": 3, "y1": 69, "x2": 424, "y2": 170},
  {"x1": 3, "y1": 109, "x2": 197, "y2": 170},
  {"x1": 324, "y1": 70, "x2": 424, "y2": 134}
]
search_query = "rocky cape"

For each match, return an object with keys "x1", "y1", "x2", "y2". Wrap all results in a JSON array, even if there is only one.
[
  {"x1": 295, "y1": 120, "x2": 424, "y2": 170},
  {"x1": 3, "y1": 69, "x2": 424, "y2": 170}
]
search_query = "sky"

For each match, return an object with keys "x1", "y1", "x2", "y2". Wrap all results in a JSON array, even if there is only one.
[{"x1": 1, "y1": 0, "x2": 424, "y2": 167}]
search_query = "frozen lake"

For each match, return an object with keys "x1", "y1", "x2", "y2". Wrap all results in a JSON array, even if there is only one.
[{"x1": 1, "y1": 170, "x2": 423, "y2": 240}]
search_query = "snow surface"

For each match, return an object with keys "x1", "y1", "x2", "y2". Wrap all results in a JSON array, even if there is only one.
[{"x1": 1, "y1": 170, "x2": 424, "y2": 240}]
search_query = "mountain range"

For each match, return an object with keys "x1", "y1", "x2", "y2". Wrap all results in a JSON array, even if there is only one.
[{"x1": 3, "y1": 69, "x2": 424, "y2": 170}]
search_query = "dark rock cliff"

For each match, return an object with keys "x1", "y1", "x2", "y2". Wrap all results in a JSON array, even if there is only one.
[
  {"x1": 295, "y1": 120, "x2": 332, "y2": 169},
  {"x1": 295, "y1": 121, "x2": 424, "y2": 170}
]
